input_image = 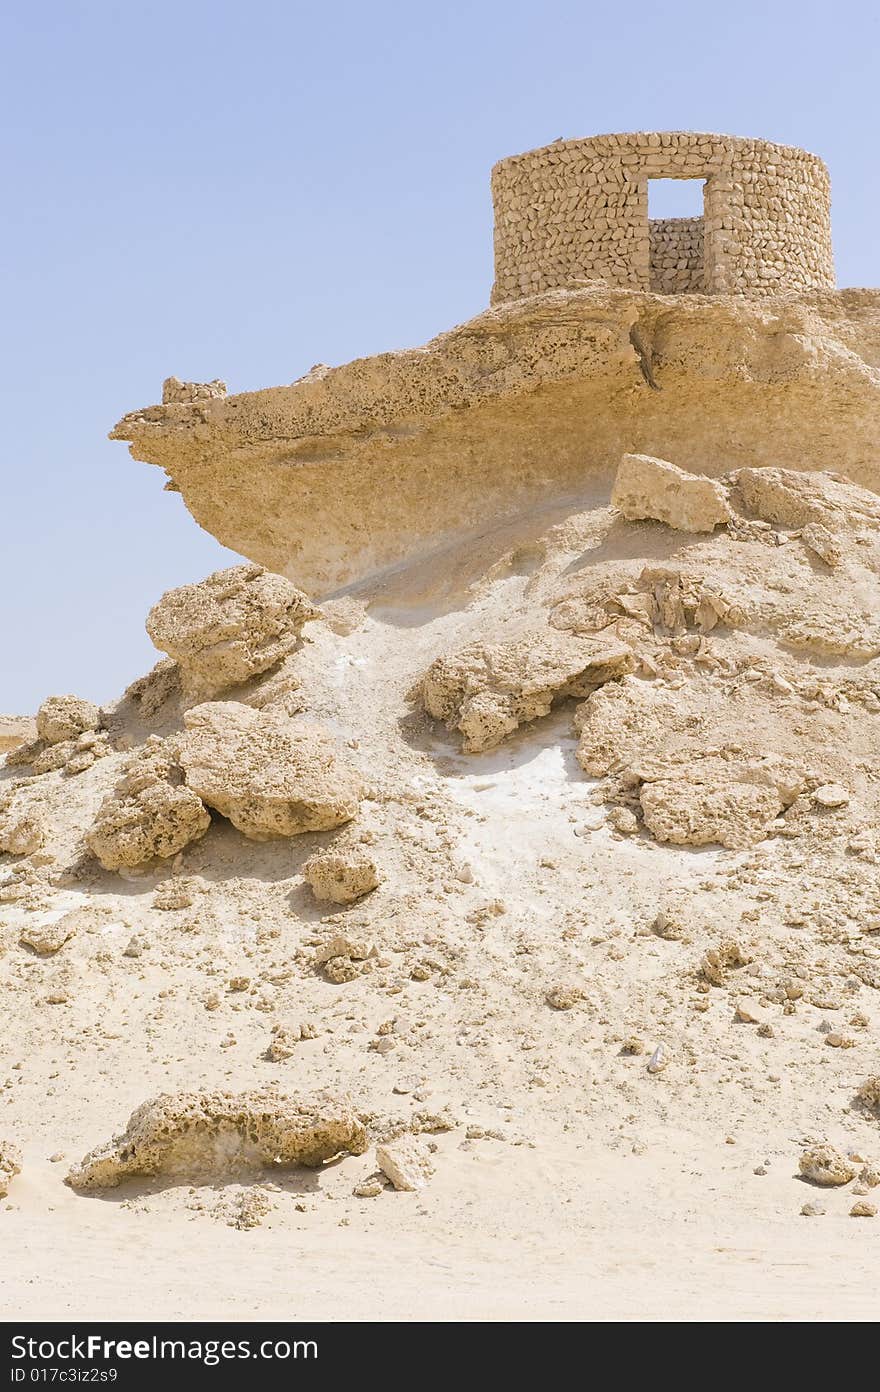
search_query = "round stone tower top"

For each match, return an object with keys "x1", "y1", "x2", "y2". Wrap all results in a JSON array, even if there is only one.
[{"x1": 490, "y1": 131, "x2": 834, "y2": 303}]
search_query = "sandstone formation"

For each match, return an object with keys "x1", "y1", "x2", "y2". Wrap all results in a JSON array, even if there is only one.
[
  {"x1": 5, "y1": 127, "x2": 880, "y2": 1321},
  {"x1": 146, "y1": 563, "x2": 317, "y2": 697},
  {"x1": 109, "y1": 288, "x2": 880, "y2": 592},
  {"x1": 611, "y1": 453, "x2": 730, "y2": 532},
  {"x1": 66, "y1": 1090, "x2": 368, "y2": 1190},
  {"x1": 303, "y1": 850, "x2": 380, "y2": 904},
  {"x1": 423, "y1": 629, "x2": 633, "y2": 752},
  {"x1": 179, "y1": 702, "x2": 362, "y2": 838}
]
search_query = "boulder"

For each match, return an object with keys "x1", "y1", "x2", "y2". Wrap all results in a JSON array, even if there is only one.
[
  {"x1": 66, "y1": 1089, "x2": 368, "y2": 1189},
  {"x1": 87, "y1": 738, "x2": 211, "y2": 870},
  {"x1": 179, "y1": 702, "x2": 362, "y2": 839},
  {"x1": 611, "y1": 453, "x2": 730, "y2": 532},
  {"x1": 146, "y1": 564, "x2": 318, "y2": 697},
  {"x1": 36, "y1": 694, "x2": 101, "y2": 746},
  {"x1": 423, "y1": 629, "x2": 633, "y2": 753}
]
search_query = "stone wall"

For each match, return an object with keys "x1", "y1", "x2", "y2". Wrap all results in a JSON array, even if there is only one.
[
  {"x1": 490, "y1": 131, "x2": 834, "y2": 303},
  {"x1": 650, "y1": 217, "x2": 704, "y2": 293}
]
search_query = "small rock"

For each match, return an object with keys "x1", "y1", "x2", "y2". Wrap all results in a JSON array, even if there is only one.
[
  {"x1": 608, "y1": 807, "x2": 638, "y2": 835},
  {"x1": 375, "y1": 1136, "x2": 435, "y2": 1192},
  {"x1": 19, "y1": 915, "x2": 77, "y2": 956},
  {"x1": 799, "y1": 1143, "x2": 857, "y2": 1187},
  {"x1": 353, "y1": 1179, "x2": 384, "y2": 1198},
  {"x1": 735, "y1": 1000, "x2": 762, "y2": 1025},
  {"x1": 812, "y1": 784, "x2": 849, "y2": 810},
  {"x1": 849, "y1": 1201, "x2": 877, "y2": 1218},
  {"x1": 545, "y1": 984, "x2": 584, "y2": 1011},
  {"x1": 303, "y1": 850, "x2": 380, "y2": 905},
  {"x1": 800, "y1": 1201, "x2": 826, "y2": 1217}
]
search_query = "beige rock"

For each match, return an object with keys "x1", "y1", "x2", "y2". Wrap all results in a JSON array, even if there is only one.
[
  {"x1": 423, "y1": 629, "x2": 633, "y2": 752},
  {"x1": 313, "y1": 935, "x2": 377, "y2": 966},
  {"x1": 798, "y1": 1144, "x2": 857, "y2": 1187},
  {"x1": 611, "y1": 454, "x2": 730, "y2": 532},
  {"x1": 812, "y1": 784, "x2": 849, "y2": 809},
  {"x1": 856, "y1": 1076, "x2": 880, "y2": 1113},
  {"x1": 800, "y1": 522, "x2": 842, "y2": 567},
  {"x1": 146, "y1": 564, "x2": 318, "y2": 697},
  {"x1": 0, "y1": 801, "x2": 46, "y2": 856},
  {"x1": 0, "y1": 1140, "x2": 22, "y2": 1198},
  {"x1": 110, "y1": 286, "x2": 879, "y2": 597},
  {"x1": 732, "y1": 467, "x2": 880, "y2": 531},
  {"x1": 179, "y1": 702, "x2": 362, "y2": 839},
  {"x1": 303, "y1": 850, "x2": 380, "y2": 904},
  {"x1": 700, "y1": 940, "x2": 752, "y2": 987},
  {"x1": 20, "y1": 914, "x2": 78, "y2": 955},
  {"x1": 608, "y1": 806, "x2": 638, "y2": 835},
  {"x1": 639, "y1": 770, "x2": 783, "y2": 849},
  {"x1": 353, "y1": 1179, "x2": 384, "y2": 1198},
  {"x1": 546, "y1": 983, "x2": 584, "y2": 1010},
  {"x1": 266, "y1": 1023, "x2": 318, "y2": 1061},
  {"x1": 36, "y1": 695, "x2": 101, "y2": 746},
  {"x1": 87, "y1": 740, "x2": 211, "y2": 870},
  {"x1": 65, "y1": 1089, "x2": 368, "y2": 1189},
  {"x1": 849, "y1": 1201, "x2": 877, "y2": 1218},
  {"x1": 375, "y1": 1135, "x2": 435, "y2": 1191}
]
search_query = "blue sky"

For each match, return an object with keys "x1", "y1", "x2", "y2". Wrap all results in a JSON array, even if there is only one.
[{"x1": 2, "y1": 0, "x2": 877, "y2": 711}]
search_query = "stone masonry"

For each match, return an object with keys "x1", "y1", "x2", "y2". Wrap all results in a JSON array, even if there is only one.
[{"x1": 490, "y1": 131, "x2": 834, "y2": 302}]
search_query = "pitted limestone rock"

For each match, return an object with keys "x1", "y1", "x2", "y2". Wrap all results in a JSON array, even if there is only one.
[
  {"x1": 36, "y1": 694, "x2": 101, "y2": 746},
  {"x1": 303, "y1": 850, "x2": 380, "y2": 904},
  {"x1": 146, "y1": 564, "x2": 318, "y2": 698},
  {"x1": 179, "y1": 702, "x2": 362, "y2": 839},
  {"x1": 87, "y1": 737, "x2": 211, "y2": 870},
  {"x1": 65, "y1": 1089, "x2": 368, "y2": 1189},
  {"x1": 423, "y1": 629, "x2": 633, "y2": 753}
]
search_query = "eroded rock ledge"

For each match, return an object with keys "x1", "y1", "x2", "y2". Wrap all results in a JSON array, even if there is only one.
[{"x1": 111, "y1": 287, "x2": 880, "y2": 592}]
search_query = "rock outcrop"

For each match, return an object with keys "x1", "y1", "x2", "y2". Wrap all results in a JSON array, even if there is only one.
[
  {"x1": 110, "y1": 288, "x2": 880, "y2": 590},
  {"x1": 423, "y1": 629, "x2": 633, "y2": 752},
  {"x1": 66, "y1": 1090, "x2": 368, "y2": 1189},
  {"x1": 36, "y1": 695, "x2": 101, "y2": 746},
  {"x1": 179, "y1": 702, "x2": 362, "y2": 838},
  {"x1": 146, "y1": 564, "x2": 317, "y2": 698}
]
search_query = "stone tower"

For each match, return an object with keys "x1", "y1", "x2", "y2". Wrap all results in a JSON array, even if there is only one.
[{"x1": 490, "y1": 131, "x2": 834, "y2": 303}]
